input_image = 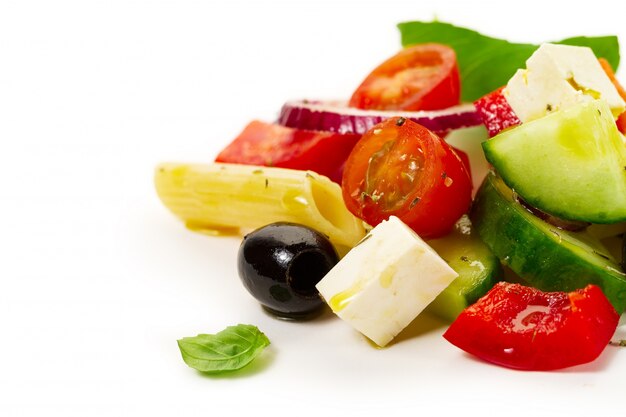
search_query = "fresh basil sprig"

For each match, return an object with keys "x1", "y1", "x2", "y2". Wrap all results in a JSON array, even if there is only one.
[
  {"x1": 178, "y1": 324, "x2": 270, "y2": 373},
  {"x1": 397, "y1": 21, "x2": 620, "y2": 102}
]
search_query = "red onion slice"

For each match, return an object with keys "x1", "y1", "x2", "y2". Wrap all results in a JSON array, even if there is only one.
[{"x1": 277, "y1": 100, "x2": 482, "y2": 136}]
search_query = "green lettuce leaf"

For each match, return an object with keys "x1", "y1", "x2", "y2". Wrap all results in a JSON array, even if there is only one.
[
  {"x1": 177, "y1": 324, "x2": 270, "y2": 373},
  {"x1": 397, "y1": 21, "x2": 620, "y2": 101}
]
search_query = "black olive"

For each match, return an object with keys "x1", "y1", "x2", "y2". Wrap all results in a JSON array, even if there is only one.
[{"x1": 237, "y1": 222, "x2": 339, "y2": 320}]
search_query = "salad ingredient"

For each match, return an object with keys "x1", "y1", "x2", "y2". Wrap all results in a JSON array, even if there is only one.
[
  {"x1": 398, "y1": 20, "x2": 620, "y2": 101},
  {"x1": 177, "y1": 324, "x2": 270, "y2": 373},
  {"x1": 425, "y1": 216, "x2": 503, "y2": 322},
  {"x1": 348, "y1": 43, "x2": 460, "y2": 111},
  {"x1": 599, "y1": 57, "x2": 626, "y2": 133},
  {"x1": 623, "y1": 235, "x2": 625, "y2": 270},
  {"x1": 341, "y1": 117, "x2": 472, "y2": 239},
  {"x1": 443, "y1": 282, "x2": 619, "y2": 371},
  {"x1": 154, "y1": 163, "x2": 366, "y2": 253},
  {"x1": 316, "y1": 216, "x2": 458, "y2": 347},
  {"x1": 471, "y1": 173, "x2": 626, "y2": 313},
  {"x1": 473, "y1": 87, "x2": 520, "y2": 137},
  {"x1": 215, "y1": 121, "x2": 361, "y2": 184},
  {"x1": 482, "y1": 100, "x2": 626, "y2": 223},
  {"x1": 588, "y1": 222, "x2": 626, "y2": 240},
  {"x1": 453, "y1": 147, "x2": 471, "y2": 178},
  {"x1": 515, "y1": 197, "x2": 590, "y2": 232},
  {"x1": 503, "y1": 44, "x2": 625, "y2": 123},
  {"x1": 277, "y1": 100, "x2": 481, "y2": 136},
  {"x1": 237, "y1": 222, "x2": 339, "y2": 319}
]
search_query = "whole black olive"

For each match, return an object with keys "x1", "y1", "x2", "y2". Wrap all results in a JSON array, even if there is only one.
[{"x1": 237, "y1": 222, "x2": 339, "y2": 320}]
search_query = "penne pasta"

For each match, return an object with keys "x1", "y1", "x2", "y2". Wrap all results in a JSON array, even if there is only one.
[{"x1": 154, "y1": 163, "x2": 367, "y2": 254}]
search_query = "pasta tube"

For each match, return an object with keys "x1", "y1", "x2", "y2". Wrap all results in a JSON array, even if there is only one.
[{"x1": 154, "y1": 163, "x2": 367, "y2": 252}]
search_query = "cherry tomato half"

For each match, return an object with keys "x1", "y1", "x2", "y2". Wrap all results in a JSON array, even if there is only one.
[
  {"x1": 444, "y1": 282, "x2": 619, "y2": 371},
  {"x1": 349, "y1": 43, "x2": 461, "y2": 111},
  {"x1": 215, "y1": 121, "x2": 361, "y2": 183},
  {"x1": 341, "y1": 117, "x2": 472, "y2": 239}
]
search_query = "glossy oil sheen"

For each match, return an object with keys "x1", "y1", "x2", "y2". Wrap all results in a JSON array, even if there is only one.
[{"x1": 237, "y1": 222, "x2": 339, "y2": 319}]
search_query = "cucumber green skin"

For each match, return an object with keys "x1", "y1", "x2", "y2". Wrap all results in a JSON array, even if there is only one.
[
  {"x1": 482, "y1": 100, "x2": 626, "y2": 223},
  {"x1": 471, "y1": 173, "x2": 626, "y2": 313},
  {"x1": 425, "y1": 223, "x2": 503, "y2": 322}
]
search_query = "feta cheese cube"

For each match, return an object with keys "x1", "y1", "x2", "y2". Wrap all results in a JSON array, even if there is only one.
[
  {"x1": 504, "y1": 43, "x2": 625, "y2": 122},
  {"x1": 315, "y1": 216, "x2": 458, "y2": 347}
]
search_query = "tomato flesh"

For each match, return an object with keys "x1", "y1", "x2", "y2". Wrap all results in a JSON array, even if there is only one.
[
  {"x1": 342, "y1": 117, "x2": 472, "y2": 239},
  {"x1": 349, "y1": 43, "x2": 460, "y2": 111},
  {"x1": 443, "y1": 282, "x2": 619, "y2": 371},
  {"x1": 215, "y1": 121, "x2": 361, "y2": 183}
]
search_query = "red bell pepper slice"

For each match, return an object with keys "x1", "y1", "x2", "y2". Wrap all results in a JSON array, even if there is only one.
[
  {"x1": 215, "y1": 121, "x2": 361, "y2": 183},
  {"x1": 444, "y1": 282, "x2": 619, "y2": 371},
  {"x1": 473, "y1": 87, "x2": 521, "y2": 137}
]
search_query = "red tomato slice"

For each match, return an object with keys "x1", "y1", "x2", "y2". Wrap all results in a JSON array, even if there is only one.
[
  {"x1": 444, "y1": 282, "x2": 619, "y2": 371},
  {"x1": 349, "y1": 43, "x2": 460, "y2": 111},
  {"x1": 341, "y1": 117, "x2": 472, "y2": 239},
  {"x1": 215, "y1": 121, "x2": 361, "y2": 183}
]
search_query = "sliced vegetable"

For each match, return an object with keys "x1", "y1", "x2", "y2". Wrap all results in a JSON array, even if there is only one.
[
  {"x1": 349, "y1": 43, "x2": 460, "y2": 111},
  {"x1": 277, "y1": 100, "x2": 481, "y2": 136},
  {"x1": 471, "y1": 173, "x2": 626, "y2": 313},
  {"x1": 238, "y1": 222, "x2": 339, "y2": 319},
  {"x1": 178, "y1": 324, "x2": 270, "y2": 373},
  {"x1": 215, "y1": 121, "x2": 361, "y2": 184},
  {"x1": 599, "y1": 57, "x2": 626, "y2": 133},
  {"x1": 482, "y1": 100, "x2": 626, "y2": 223},
  {"x1": 623, "y1": 235, "x2": 625, "y2": 270},
  {"x1": 154, "y1": 163, "x2": 366, "y2": 253},
  {"x1": 588, "y1": 222, "x2": 626, "y2": 240},
  {"x1": 444, "y1": 282, "x2": 619, "y2": 370},
  {"x1": 473, "y1": 87, "x2": 520, "y2": 137},
  {"x1": 452, "y1": 147, "x2": 471, "y2": 180},
  {"x1": 426, "y1": 216, "x2": 503, "y2": 322},
  {"x1": 398, "y1": 20, "x2": 620, "y2": 101},
  {"x1": 342, "y1": 117, "x2": 472, "y2": 239}
]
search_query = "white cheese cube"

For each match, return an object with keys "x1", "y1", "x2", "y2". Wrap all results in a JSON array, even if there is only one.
[
  {"x1": 504, "y1": 43, "x2": 625, "y2": 122},
  {"x1": 315, "y1": 216, "x2": 458, "y2": 347}
]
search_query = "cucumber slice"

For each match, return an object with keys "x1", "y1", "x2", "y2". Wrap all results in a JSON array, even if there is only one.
[
  {"x1": 471, "y1": 172, "x2": 626, "y2": 313},
  {"x1": 482, "y1": 100, "x2": 626, "y2": 223},
  {"x1": 426, "y1": 216, "x2": 503, "y2": 322}
]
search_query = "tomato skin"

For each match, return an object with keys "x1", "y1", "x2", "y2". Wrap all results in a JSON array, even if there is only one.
[
  {"x1": 341, "y1": 117, "x2": 472, "y2": 239},
  {"x1": 349, "y1": 44, "x2": 461, "y2": 111},
  {"x1": 451, "y1": 147, "x2": 471, "y2": 179},
  {"x1": 443, "y1": 282, "x2": 619, "y2": 371},
  {"x1": 215, "y1": 121, "x2": 361, "y2": 183}
]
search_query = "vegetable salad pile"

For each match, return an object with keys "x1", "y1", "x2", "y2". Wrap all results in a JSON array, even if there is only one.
[{"x1": 157, "y1": 21, "x2": 626, "y2": 373}]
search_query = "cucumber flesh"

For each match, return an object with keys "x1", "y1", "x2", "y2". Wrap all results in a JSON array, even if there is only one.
[
  {"x1": 471, "y1": 172, "x2": 626, "y2": 313},
  {"x1": 426, "y1": 216, "x2": 503, "y2": 322},
  {"x1": 482, "y1": 100, "x2": 626, "y2": 223}
]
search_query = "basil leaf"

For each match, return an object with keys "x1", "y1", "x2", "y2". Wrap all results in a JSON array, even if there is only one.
[
  {"x1": 177, "y1": 324, "x2": 270, "y2": 373},
  {"x1": 397, "y1": 21, "x2": 620, "y2": 102}
]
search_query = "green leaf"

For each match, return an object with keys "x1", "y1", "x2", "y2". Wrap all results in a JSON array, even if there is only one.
[
  {"x1": 397, "y1": 21, "x2": 620, "y2": 102},
  {"x1": 177, "y1": 324, "x2": 270, "y2": 373}
]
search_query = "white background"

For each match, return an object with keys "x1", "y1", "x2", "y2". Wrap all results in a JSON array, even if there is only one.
[{"x1": 1, "y1": 0, "x2": 625, "y2": 415}]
